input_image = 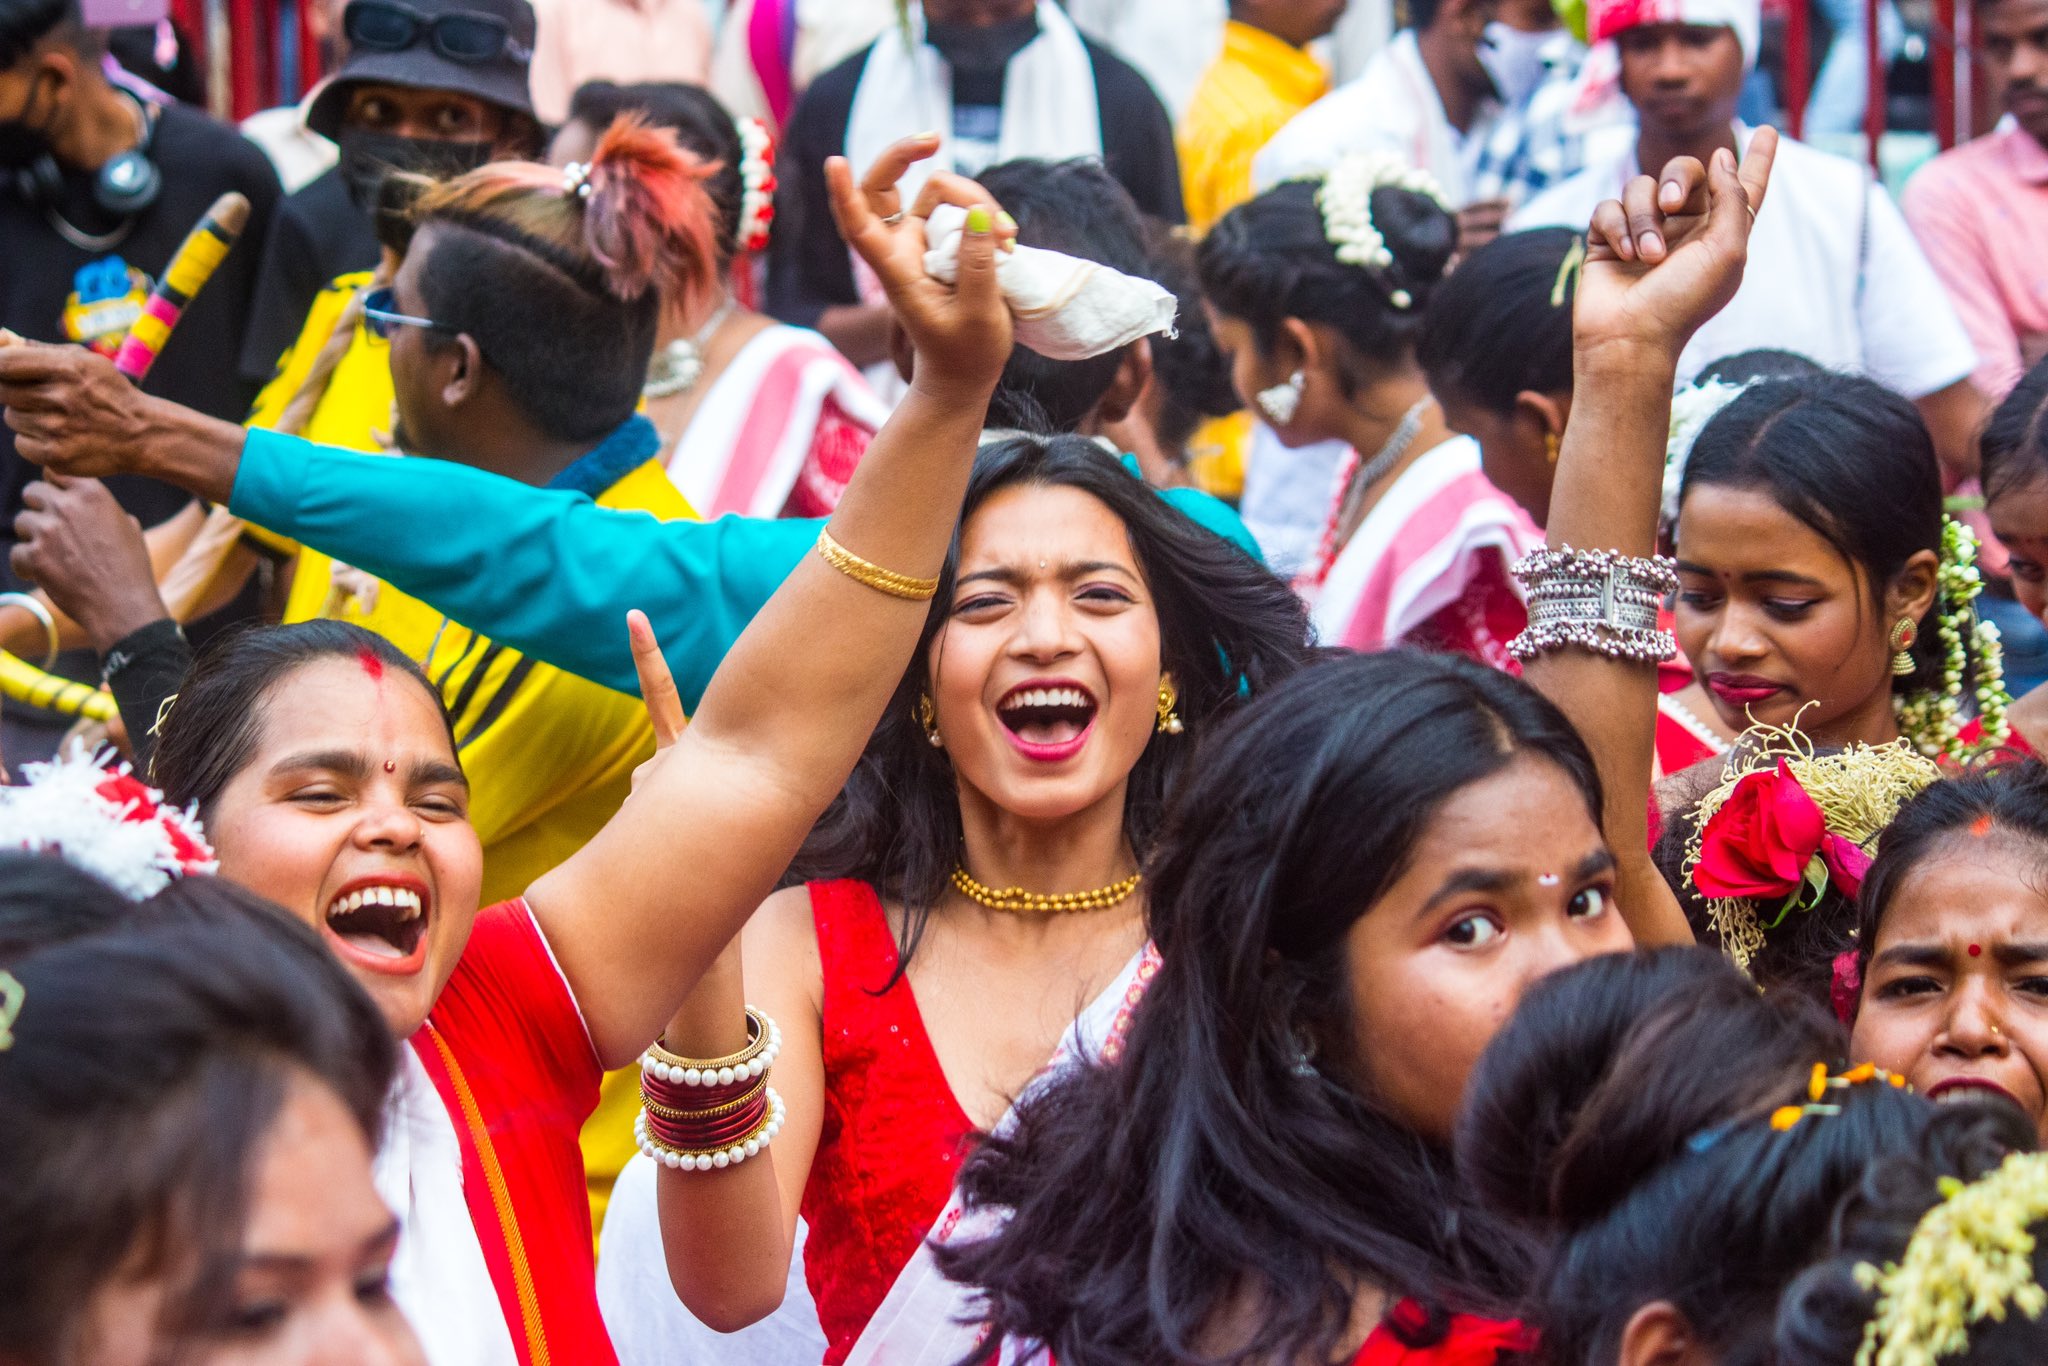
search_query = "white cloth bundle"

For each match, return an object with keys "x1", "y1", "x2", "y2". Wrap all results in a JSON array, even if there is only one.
[{"x1": 921, "y1": 203, "x2": 1177, "y2": 361}]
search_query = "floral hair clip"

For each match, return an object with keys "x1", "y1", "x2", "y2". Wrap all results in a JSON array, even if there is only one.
[
  {"x1": 1770, "y1": 1061, "x2": 1908, "y2": 1132},
  {"x1": 1855, "y1": 1149, "x2": 2048, "y2": 1365},
  {"x1": 1662, "y1": 377, "x2": 1748, "y2": 524},
  {"x1": 1308, "y1": 152, "x2": 1448, "y2": 310},
  {"x1": 736, "y1": 117, "x2": 777, "y2": 255},
  {"x1": 1684, "y1": 724, "x2": 1939, "y2": 973},
  {"x1": 562, "y1": 161, "x2": 594, "y2": 200},
  {"x1": 0, "y1": 748, "x2": 215, "y2": 900}
]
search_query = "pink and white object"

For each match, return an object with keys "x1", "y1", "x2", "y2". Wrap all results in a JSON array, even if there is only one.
[
  {"x1": 1588, "y1": 0, "x2": 1761, "y2": 66},
  {"x1": 0, "y1": 749, "x2": 216, "y2": 899}
]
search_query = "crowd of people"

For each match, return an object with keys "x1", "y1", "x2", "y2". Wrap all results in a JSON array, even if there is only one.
[{"x1": 4, "y1": 0, "x2": 2048, "y2": 1362}]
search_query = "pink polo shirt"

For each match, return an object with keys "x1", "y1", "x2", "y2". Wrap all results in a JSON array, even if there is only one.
[
  {"x1": 528, "y1": 0, "x2": 714, "y2": 125},
  {"x1": 1903, "y1": 120, "x2": 2048, "y2": 399}
]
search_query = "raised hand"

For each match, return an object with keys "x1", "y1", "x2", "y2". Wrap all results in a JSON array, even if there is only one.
[
  {"x1": 0, "y1": 345, "x2": 155, "y2": 480},
  {"x1": 626, "y1": 607, "x2": 686, "y2": 797},
  {"x1": 12, "y1": 474, "x2": 169, "y2": 653},
  {"x1": 1575, "y1": 129, "x2": 1778, "y2": 361},
  {"x1": 824, "y1": 136, "x2": 1015, "y2": 405}
]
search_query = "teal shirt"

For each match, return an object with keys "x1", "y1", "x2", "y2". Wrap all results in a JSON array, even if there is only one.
[{"x1": 231, "y1": 429, "x2": 1259, "y2": 703}]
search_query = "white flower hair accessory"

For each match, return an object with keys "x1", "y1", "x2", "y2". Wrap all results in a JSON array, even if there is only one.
[
  {"x1": 736, "y1": 117, "x2": 777, "y2": 255},
  {"x1": 1663, "y1": 377, "x2": 1750, "y2": 524},
  {"x1": 1310, "y1": 152, "x2": 1449, "y2": 310},
  {"x1": 0, "y1": 748, "x2": 216, "y2": 900}
]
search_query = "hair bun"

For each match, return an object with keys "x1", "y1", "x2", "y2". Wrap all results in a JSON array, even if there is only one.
[
  {"x1": 1456, "y1": 948, "x2": 1840, "y2": 1231},
  {"x1": 582, "y1": 114, "x2": 722, "y2": 310}
]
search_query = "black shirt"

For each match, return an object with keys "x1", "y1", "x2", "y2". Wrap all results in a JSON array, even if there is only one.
[
  {"x1": 238, "y1": 165, "x2": 380, "y2": 385},
  {"x1": 0, "y1": 100, "x2": 281, "y2": 581},
  {"x1": 767, "y1": 35, "x2": 1185, "y2": 330}
]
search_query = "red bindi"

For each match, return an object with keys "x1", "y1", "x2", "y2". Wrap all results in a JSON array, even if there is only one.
[
  {"x1": 1970, "y1": 944, "x2": 1984, "y2": 957},
  {"x1": 1972, "y1": 814, "x2": 1994, "y2": 838},
  {"x1": 383, "y1": 760, "x2": 397, "y2": 773},
  {"x1": 357, "y1": 647, "x2": 385, "y2": 682}
]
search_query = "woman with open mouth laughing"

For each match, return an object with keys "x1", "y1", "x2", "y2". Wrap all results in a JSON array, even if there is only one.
[
  {"x1": 614, "y1": 434, "x2": 1314, "y2": 1362},
  {"x1": 136, "y1": 129, "x2": 1021, "y2": 1366}
]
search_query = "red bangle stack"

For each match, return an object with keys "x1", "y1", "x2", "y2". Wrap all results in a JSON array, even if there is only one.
[{"x1": 637, "y1": 1006, "x2": 786, "y2": 1172}]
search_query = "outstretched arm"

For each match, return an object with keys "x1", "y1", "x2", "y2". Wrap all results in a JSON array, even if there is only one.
[
  {"x1": 529, "y1": 139, "x2": 1017, "y2": 1068},
  {"x1": 1526, "y1": 133, "x2": 1778, "y2": 948}
]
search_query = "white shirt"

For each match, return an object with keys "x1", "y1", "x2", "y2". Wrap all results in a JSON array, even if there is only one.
[
  {"x1": 1511, "y1": 126, "x2": 1978, "y2": 396},
  {"x1": 596, "y1": 1154, "x2": 828, "y2": 1365},
  {"x1": 375, "y1": 1050, "x2": 520, "y2": 1366},
  {"x1": 1252, "y1": 31, "x2": 1502, "y2": 205}
]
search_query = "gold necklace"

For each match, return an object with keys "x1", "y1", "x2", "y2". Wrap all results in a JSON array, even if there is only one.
[{"x1": 951, "y1": 866, "x2": 1143, "y2": 914}]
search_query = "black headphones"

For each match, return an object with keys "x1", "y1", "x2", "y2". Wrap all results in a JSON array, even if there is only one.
[{"x1": 9, "y1": 91, "x2": 163, "y2": 219}]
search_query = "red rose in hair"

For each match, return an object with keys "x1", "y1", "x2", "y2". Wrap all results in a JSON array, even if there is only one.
[{"x1": 1692, "y1": 760, "x2": 1827, "y2": 900}]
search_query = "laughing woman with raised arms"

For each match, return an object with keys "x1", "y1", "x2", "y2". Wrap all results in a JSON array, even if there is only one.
[{"x1": 0, "y1": 127, "x2": 1015, "y2": 1366}]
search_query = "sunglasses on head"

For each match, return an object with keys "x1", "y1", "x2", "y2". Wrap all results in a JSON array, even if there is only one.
[
  {"x1": 360, "y1": 286, "x2": 443, "y2": 340},
  {"x1": 344, "y1": 1, "x2": 532, "y2": 65}
]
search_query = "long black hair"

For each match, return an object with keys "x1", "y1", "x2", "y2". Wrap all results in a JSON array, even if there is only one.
[
  {"x1": 152, "y1": 620, "x2": 454, "y2": 822},
  {"x1": 1981, "y1": 353, "x2": 2048, "y2": 503},
  {"x1": 1776, "y1": 1101, "x2": 2046, "y2": 1364},
  {"x1": 1198, "y1": 178, "x2": 1456, "y2": 381},
  {"x1": 1458, "y1": 946, "x2": 1931, "y2": 1366},
  {"x1": 789, "y1": 435, "x2": 1310, "y2": 977},
  {"x1": 1678, "y1": 373, "x2": 1945, "y2": 691},
  {"x1": 937, "y1": 652, "x2": 1604, "y2": 1365},
  {"x1": 0, "y1": 864, "x2": 396, "y2": 1358}
]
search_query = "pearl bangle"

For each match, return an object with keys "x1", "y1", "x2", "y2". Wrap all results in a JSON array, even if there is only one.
[
  {"x1": 640, "y1": 1007, "x2": 782, "y2": 1086},
  {"x1": 638, "y1": 1087, "x2": 786, "y2": 1172}
]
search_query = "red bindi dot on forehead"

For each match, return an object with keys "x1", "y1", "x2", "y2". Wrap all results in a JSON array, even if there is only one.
[
  {"x1": 357, "y1": 647, "x2": 385, "y2": 682},
  {"x1": 1970, "y1": 944, "x2": 1984, "y2": 957},
  {"x1": 1972, "y1": 814, "x2": 1995, "y2": 838},
  {"x1": 383, "y1": 760, "x2": 397, "y2": 773}
]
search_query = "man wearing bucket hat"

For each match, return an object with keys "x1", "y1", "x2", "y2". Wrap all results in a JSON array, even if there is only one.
[
  {"x1": 237, "y1": 0, "x2": 544, "y2": 386},
  {"x1": 1509, "y1": 0, "x2": 1987, "y2": 478}
]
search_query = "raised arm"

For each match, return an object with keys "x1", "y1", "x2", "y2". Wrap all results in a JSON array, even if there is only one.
[
  {"x1": 530, "y1": 141, "x2": 1017, "y2": 1068},
  {"x1": 1526, "y1": 132, "x2": 1777, "y2": 948}
]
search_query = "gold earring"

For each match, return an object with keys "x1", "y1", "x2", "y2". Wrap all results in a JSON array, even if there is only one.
[
  {"x1": 1544, "y1": 429, "x2": 1561, "y2": 465},
  {"x1": 1155, "y1": 676, "x2": 1184, "y2": 735},
  {"x1": 916, "y1": 692, "x2": 942, "y2": 747},
  {"x1": 1889, "y1": 618, "x2": 1919, "y2": 676}
]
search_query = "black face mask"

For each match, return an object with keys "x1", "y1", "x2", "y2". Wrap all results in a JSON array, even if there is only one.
[
  {"x1": 0, "y1": 76, "x2": 56, "y2": 174},
  {"x1": 923, "y1": 12, "x2": 1041, "y2": 74},
  {"x1": 337, "y1": 127, "x2": 497, "y2": 215}
]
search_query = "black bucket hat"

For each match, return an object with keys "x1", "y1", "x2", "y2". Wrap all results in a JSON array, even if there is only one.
[{"x1": 307, "y1": 0, "x2": 539, "y2": 142}]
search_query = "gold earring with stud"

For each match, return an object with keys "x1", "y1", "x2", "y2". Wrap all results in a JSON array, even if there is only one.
[
  {"x1": 1155, "y1": 676, "x2": 1184, "y2": 735},
  {"x1": 1889, "y1": 618, "x2": 1919, "y2": 676},
  {"x1": 917, "y1": 692, "x2": 942, "y2": 747}
]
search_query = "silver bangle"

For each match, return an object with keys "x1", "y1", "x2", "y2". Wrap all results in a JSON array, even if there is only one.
[
  {"x1": 1508, "y1": 546, "x2": 1678, "y2": 665},
  {"x1": 0, "y1": 593, "x2": 58, "y2": 670}
]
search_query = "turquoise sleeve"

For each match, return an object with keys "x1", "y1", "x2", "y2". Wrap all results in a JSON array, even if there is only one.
[{"x1": 231, "y1": 429, "x2": 810, "y2": 701}]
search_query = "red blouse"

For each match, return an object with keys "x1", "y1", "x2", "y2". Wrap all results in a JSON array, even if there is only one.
[
  {"x1": 409, "y1": 899, "x2": 610, "y2": 1366},
  {"x1": 800, "y1": 879, "x2": 978, "y2": 1364},
  {"x1": 1353, "y1": 1302, "x2": 1535, "y2": 1364}
]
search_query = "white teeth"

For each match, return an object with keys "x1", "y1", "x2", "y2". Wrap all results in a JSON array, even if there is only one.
[
  {"x1": 1001, "y1": 686, "x2": 1092, "y2": 712},
  {"x1": 327, "y1": 886, "x2": 426, "y2": 920}
]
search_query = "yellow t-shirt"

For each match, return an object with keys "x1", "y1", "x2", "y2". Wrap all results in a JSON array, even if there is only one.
[
  {"x1": 248, "y1": 275, "x2": 691, "y2": 1234},
  {"x1": 1176, "y1": 23, "x2": 1329, "y2": 501}
]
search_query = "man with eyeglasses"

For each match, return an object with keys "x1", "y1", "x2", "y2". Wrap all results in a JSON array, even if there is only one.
[
  {"x1": 0, "y1": 0, "x2": 280, "y2": 762},
  {"x1": 237, "y1": 0, "x2": 543, "y2": 390}
]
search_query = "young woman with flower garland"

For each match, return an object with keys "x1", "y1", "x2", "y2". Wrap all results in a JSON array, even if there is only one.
[
  {"x1": 2, "y1": 133, "x2": 1019, "y2": 1366},
  {"x1": 552, "y1": 81, "x2": 890, "y2": 519},
  {"x1": 612, "y1": 434, "x2": 1312, "y2": 1364},
  {"x1": 1199, "y1": 154, "x2": 1540, "y2": 666}
]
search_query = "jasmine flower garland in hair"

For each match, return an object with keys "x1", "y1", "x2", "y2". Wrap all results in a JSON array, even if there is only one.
[
  {"x1": 1895, "y1": 518, "x2": 2012, "y2": 762},
  {"x1": 1663, "y1": 378, "x2": 1749, "y2": 525},
  {"x1": 1309, "y1": 153, "x2": 1448, "y2": 309}
]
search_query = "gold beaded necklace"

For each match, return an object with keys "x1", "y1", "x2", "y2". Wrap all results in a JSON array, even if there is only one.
[{"x1": 951, "y1": 866, "x2": 1143, "y2": 914}]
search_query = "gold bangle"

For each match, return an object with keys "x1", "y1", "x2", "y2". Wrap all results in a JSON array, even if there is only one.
[
  {"x1": 647, "y1": 1005, "x2": 770, "y2": 1074},
  {"x1": 815, "y1": 528, "x2": 940, "y2": 602}
]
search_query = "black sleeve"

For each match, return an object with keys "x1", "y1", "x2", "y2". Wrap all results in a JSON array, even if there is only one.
[
  {"x1": 237, "y1": 194, "x2": 322, "y2": 385},
  {"x1": 766, "y1": 47, "x2": 869, "y2": 329},
  {"x1": 1086, "y1": 41, "x2": 1186, "y2": 227},
  {"x1": 98, "y1": 618, "x2": 192, "y2": 771}
]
